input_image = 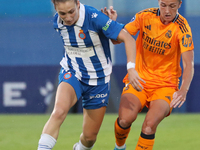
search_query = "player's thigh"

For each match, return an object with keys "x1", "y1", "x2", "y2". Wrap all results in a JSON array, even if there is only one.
[
  {"x1": 82, "y1": 106, "x2": 107, "y2": 138},
  {"x1": 148, "y1": 87, "x2": 176, "y2": 116},
  {"x1": 143, "y1": 99, "x2": 170, "y2": 131},
  {"x1": 119, "y1": 83, "x2": 147, "y2": 122},
  {"x1": 54, "y1": 82, "x2": 77, "y2": 113},
  {"x1": 54, "y1": 69, "x2": 82, "y2": 113},
  {"x1": 119, "y1": 93, "x2": 141, "y2": 122}
]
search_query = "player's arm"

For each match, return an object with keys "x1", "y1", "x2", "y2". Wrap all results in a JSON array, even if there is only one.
[
  {"x1": 170, "y1": 50, "x2": 194, "y2": 108},
  {"x1": 101, "y1": 6, "x2": 122, "y2": 45},
  {"x1": 117, "y1": 29, "x2": 145, "y2": 91}
]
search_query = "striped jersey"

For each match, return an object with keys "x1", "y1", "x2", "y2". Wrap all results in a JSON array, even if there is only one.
[
  {"x1": 53, "y1": 3, "x2": 124, "y2": 85},
  {"x1": 124, "y1": 8, "x2": 194, "y2": 89}
]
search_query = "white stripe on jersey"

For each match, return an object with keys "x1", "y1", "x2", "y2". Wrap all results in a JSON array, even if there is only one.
[
  {"x1": 89, "y1": 30, "x2": 112, "y2": 77},
  {"x1": 60, "y1": 55, "x2": 69, "y2": 71},
  {"x1": 57, "y1": 16, "x2": 63, "y2": 29},
  {"x1": 60, "y1": 27, "x2": 71, "y2": 46}
]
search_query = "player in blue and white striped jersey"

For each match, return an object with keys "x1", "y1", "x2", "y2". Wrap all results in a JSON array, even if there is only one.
[{"x1": 37, "y1": 0, "x2": 142, "y2": 150}]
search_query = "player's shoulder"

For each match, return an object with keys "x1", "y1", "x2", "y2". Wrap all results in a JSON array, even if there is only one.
[
  {"x1": 137, "y1": 8, "x2": 159, "y2": 16},
  {"x1": 84, "y1": 4, "x2": 110, "y2": 26},
  {"x1": 173, "y1": 14, "x2": 191, "y2": 34},
  {"x1": 53, "y1": 12, "x2": 62, "y2": 29},
  {"x1": 84, "y1": 4, "x2": 100, "y2": 16},
  {"x1": 53, "y1": 12, "x2": 59, "y2": 21}
]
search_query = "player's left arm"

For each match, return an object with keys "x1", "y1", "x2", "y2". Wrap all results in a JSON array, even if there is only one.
[{"x1": 170, "y1": 50, "x2": 194, "y2": 108}]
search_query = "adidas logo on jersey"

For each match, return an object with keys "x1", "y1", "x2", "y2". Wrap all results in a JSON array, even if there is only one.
[
  {"x1": 165, "y1": 96, "x2": 171, "y2": 101},
  {"x1": 145, "y1": 25, "x2": 151, "y2": 30}
]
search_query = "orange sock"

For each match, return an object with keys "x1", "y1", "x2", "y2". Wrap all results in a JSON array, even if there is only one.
[
  {"x1": 115, "y1": 118, "x2": 131, "y2": 146},
  {"x1": 135, "y1": 132, "x2": 155, "y2": 150}
]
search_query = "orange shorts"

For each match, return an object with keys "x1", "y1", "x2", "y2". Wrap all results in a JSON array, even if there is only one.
[{"x1": 122, "y1": 81, "x2": 177, "y2": 114}]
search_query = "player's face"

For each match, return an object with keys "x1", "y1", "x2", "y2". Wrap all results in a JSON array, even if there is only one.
[
  {"x1": 158, "y1": 0, "x2": 182, "y2": 25},
  {"x1": 54, "y1": 0, "x2": 80, "y2": 26}
]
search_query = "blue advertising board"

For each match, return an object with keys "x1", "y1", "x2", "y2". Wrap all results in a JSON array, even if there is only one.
[{"x1": 0, "y1": 66, "x2": 60, "y2": 113}]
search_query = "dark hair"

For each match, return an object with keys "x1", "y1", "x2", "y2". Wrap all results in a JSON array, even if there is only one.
[
  {"x1": 51, "y1": 0, "x2": 78, "y2": 4},
  {"x1": 158, "y1": 0, "x2": 182, "y2": 3}
]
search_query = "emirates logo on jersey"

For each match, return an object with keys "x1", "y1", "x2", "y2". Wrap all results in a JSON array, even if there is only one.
[
  {"x1": 79, "y1": 29, "x2": 86, "y2": 40},
  {"x1": 165, "y1": 30, "x2": 172, "y2": 38}
]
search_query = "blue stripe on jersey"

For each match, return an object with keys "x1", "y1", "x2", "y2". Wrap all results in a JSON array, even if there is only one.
[
  {"x1": 67, "y1": 26, "x2": 78, "y2": 47},
  {"x1": 98, "y1": 32, "x2": 111, "y2": 63},
  {"x1": 91, "y1": 48, "x2": 105, "y2": 85},
  {"x1": 76, "y1": 57, "x2": 90, "y2": 84}
]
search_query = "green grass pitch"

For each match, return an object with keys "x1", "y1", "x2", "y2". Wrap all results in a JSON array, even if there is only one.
[{"x1": 0, "y1": 113, "x2": 199, "y2": 150}]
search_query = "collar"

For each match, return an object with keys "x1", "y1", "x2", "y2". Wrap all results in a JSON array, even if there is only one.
[{"x1": 75, "y1": 3, "x2": 85, "y2": 27}]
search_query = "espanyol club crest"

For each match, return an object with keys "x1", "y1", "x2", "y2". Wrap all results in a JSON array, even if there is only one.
[
  {"x1": 79, "y1": 29, "x2": 86, "y2": 40},
  {"x1": 64, "y1": 72, "x2": 72, "y2": 80}
]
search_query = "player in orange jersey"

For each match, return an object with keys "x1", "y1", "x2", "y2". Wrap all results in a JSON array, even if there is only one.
[{"x1": 103, "y1": 0, "x2": 194, "y2": 149}]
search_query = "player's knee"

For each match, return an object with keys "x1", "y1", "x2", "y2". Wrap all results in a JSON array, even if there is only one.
[
  {"x1": 143, "y1": 126, "x2": 152, "y2": 134},
  {"x1": 142, "y1": 121, "x2": 156, "y2": 135},
  {"x1": 51, "y1": 108, "x2": 67, "y2": 121},
  {"x1": 119, "y1": 118, "x2": 135, "y2": 128},
  {"x1": 81, "y1": 132, "x2": 97, "y2": 145}
]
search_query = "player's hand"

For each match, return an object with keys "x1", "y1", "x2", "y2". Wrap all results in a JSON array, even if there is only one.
[
  {"x1": 101, "y1": 6, "x2": 117, "y2": 21},
  {"x1": 170, "y1": 89, "x2": 188, "y2": 108},
  {"x1": 128, "y1": 68, "x2": 145, "y2": 92}
]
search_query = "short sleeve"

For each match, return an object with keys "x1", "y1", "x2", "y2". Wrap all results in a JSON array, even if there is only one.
[
  {"x1": 178, "y1": 23, "x2": 194, "y2": 53},
  {"x1": 89, "y1": 8, "x2": 124, "y2": 40},
  {"x1": 125, "y1": 13, "x2": 141, "y2": 36}
]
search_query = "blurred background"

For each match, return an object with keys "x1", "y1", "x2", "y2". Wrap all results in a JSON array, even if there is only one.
[{"x1": 0, "y1": 0, "x2": 199, "y2": 114}]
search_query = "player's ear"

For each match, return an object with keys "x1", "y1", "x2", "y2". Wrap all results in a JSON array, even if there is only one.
[
  {"x1": 178, "y1": 1, "x2": 182, "y2": 8},
  {"x1": 77, "y1": 0, "x2": 80, "y2": 8},
  {"x1": 178, "y1": 0, "x2": 182, "y2": 8}
]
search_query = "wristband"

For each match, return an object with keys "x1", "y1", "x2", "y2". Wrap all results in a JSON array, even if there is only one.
[{"x1": 127, "y1": 62, "x2": 135, "y2": 70}]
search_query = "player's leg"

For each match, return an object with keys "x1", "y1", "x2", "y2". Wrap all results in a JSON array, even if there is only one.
[
  {"x1": 135, "y1": 99, "x2": 169, "y2": 150},
  {"x1": 73, "y1": 81, "x2": 110, "y2": 150},
  {"x1": 135, "y1": 88, "x2": 175, "y2": 150},
  {"x1": 38, "y1": 82, "x2": 77, "y2": 150},
  {"x1": 43, "y1": 82, "x2": 77, "y2": 137},
  {"x1": 38, "y1": 71, "x2": 81, "y2": 150},
  {"x1": 74, "y1": 107, "x2": 107, "y2": 150},
  {"x1": 114, "y1": 83, "x2": 147, "y2": 150}
]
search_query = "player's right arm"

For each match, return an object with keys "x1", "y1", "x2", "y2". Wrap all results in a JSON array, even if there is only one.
[{"x1": 116, "y1": 28, "x2": 145, "y2": 91}]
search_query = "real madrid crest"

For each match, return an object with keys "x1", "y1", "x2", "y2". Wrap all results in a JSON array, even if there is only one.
[
  {"x1": 79, "y1": 29, "x2": 86, "y2": 40},
  {"x1": 165, "y1": 30, "x2": 172, "y2": 39}
]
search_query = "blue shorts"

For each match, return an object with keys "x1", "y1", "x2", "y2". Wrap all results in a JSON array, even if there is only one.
[{"x1": 58, "y1": 68, "x2": 110, "y2": 109}]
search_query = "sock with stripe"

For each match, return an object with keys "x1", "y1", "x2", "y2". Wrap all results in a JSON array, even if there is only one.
[
  {"x1": 114, "y1": 117, "x2": 131, "y2": 147},
  {"x1": 135, "y1": 132, "x2": 155, "y2": 150},
  {"x1": 37, "y1": 134, "x2": 56, "y2": 150}
]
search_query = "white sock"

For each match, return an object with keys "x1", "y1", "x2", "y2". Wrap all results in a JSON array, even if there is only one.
[
  {"x1": 37, "y1": 134, "x2": 56, "y2": 150},
  {"x1": 115, "y1": 143, "x2": 126, "y2": 149},
  {"x1": 75, "y1": 140, "x2": 93, "y2": 150}
]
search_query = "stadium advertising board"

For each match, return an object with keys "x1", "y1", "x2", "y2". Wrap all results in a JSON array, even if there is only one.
[{"x1": 0, "y1": 66, "x2": 60, "y2": 113}]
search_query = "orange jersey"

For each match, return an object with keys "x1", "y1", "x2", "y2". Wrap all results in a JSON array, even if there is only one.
[{"x1": 124, "y1": 8, "x2": 194, "y2": 89}]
